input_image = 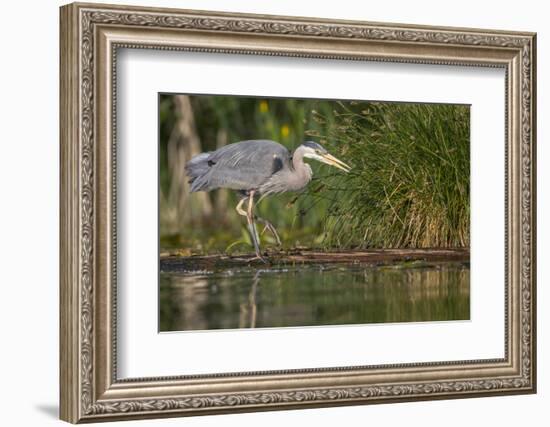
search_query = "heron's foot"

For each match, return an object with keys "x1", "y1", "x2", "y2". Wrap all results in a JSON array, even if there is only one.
[
  {"x1": 256, "y1": 217, "x2": 282, "y2": 246},
  {"x1": 248, "y1": 253, "x2": 268, "y2": 264},
  {"x1": 260, "y1": 224, "x2": 282, "y2": 246}
]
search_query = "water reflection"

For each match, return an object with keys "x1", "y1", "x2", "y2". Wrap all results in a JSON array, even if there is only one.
[{"x1": 159, "y1": 262, "x2": 470, "y2": 332}]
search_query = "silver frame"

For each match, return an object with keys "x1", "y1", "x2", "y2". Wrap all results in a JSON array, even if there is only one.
[{"x1": 60, "y1": 2, "x2": 536, "y2": 423}]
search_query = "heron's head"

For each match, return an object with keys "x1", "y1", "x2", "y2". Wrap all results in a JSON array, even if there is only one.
[{"x1": 299, "y1": 141, "x2": 351, "y2": 173}]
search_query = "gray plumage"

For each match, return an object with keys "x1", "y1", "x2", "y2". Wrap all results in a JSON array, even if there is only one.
[
  {"x1": 186, "y1": 140, "x2": 313, "y2": 196},
  {"x1": 184, "y1": 138, "x2": 350, "y2": 260}
]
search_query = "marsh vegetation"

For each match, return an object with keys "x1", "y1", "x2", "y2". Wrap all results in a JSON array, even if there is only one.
[
  {"x1": 158, "y1": 94, "x2": 470, "y2": 331},
  {"x1": 159, "y1": 95, "x2": 469, "y2": 255}
]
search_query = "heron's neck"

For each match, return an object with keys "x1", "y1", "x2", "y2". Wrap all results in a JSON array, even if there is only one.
[{"x1": 291, "y1": 147, "x2": 313, "y2": 188}]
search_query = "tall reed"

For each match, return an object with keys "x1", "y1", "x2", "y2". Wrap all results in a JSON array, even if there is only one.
[{"x1": 307, "y1": 101, "x2": 470, "y2": 249}]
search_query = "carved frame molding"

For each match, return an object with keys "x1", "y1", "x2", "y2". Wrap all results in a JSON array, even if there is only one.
[{"x1": 60, "y1": 2, "x2": 536, "y2": 423}]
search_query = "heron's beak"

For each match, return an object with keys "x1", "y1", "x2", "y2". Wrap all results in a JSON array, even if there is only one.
[{"x1": 318, "y1": 152, "x2": 352, "y2": 173}]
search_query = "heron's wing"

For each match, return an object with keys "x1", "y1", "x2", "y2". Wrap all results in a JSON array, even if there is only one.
[{"x1": 190, "y1": 140, "x2": 291, "y2": 192}]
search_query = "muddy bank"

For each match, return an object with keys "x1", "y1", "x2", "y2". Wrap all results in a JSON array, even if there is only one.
[{"x1": 160, "y1": 248, "x2": 469, "y2": 272}]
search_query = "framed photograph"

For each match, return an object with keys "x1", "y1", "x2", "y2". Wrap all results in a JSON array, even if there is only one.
[{"x1": 60, "y1": 2, "x2": 536, "y2": 423}]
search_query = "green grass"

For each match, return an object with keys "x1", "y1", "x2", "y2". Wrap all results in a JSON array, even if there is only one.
[
  {"x1": 159, "y1": 95, "x2": 470, "y2": 252},
  {"x1": 306, "y1": 101, "x2": 470, "y2": 249}
]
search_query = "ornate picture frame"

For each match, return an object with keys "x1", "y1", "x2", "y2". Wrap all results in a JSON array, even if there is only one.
[{"x1": 60, "y1": 2, "x2": 536, "y2": 423}]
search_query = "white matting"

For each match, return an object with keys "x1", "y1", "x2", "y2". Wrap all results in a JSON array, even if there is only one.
[{"x1": 116, "y1": 49, "x2": 505, "y2": 378}]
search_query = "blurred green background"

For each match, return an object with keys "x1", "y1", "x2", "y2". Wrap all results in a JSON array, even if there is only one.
[{"x1": 159, "y1": 94, "x2": 470, "y2": 255}]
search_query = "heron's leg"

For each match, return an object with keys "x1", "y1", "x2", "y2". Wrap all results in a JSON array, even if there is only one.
[
  {"x1": 255, "y1": 216, "x2": 282, "y2": 246},
  {"x1": 245, "y1": 191, "x2": 264, "y2": 260},
  {"x1": 235, "y1": 198, "x2": 247, "y2": 217},
  {"x1": 236, "y1": 196, "x2": 264, "y2": 261}
]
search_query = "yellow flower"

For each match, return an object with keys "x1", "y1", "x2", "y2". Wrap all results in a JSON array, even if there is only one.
[
  {"x1": 259, "y1": 100, "x2": 269, "y2": 113},
  {"x1": 281, "y1": 124, "x2": 290, "y2": 138}
]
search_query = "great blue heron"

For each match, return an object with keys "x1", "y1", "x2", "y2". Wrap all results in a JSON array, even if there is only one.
[{"x1": 185, "y1": 140, "x2": 351, "y2": 260}]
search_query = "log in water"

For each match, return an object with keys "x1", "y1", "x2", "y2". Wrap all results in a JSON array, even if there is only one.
[{"x1": 161, "y1": 248, "x2": 469, "y2": 272}]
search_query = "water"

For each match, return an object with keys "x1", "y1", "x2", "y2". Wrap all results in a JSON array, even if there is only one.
[{"x1": 159, "y1": 261, "x2": 470, "y2": 332}]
